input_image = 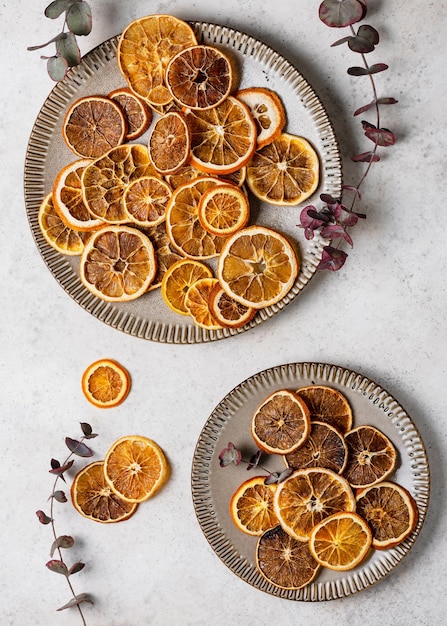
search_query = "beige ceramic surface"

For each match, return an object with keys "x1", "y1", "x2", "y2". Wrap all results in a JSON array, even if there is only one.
[
  {"x1": 24, "y1": 23, "x2": 341, "y2": 343},
  {"x1": 192, "y1": 362, "x2": 430, "y2": 600}
]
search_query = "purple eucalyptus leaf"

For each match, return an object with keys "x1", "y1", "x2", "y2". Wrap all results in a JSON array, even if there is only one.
[
  {"x1": 321, "y1": 224, "x2": 349, "y2": 241},
  {"x1": 49, "y1": 459, "x2": 74, "y2": 476},
  {"x1": 317, "y1": 246, "x2": 348, "y2": 271},
  {"x1": 304, "y1": 227, "x2": 315, "y2": 240},
  {"x1": 347, "y1": 66, "x2": 370, "y2": 76},
  {"x1": 362, "y1": 121, "x2": 395, "y2": 146},
  {"x1": 277, "y1": 467, "x2": 294, "y2": 483},
  {"x1": 36, "y1": 510, "x2": 52, "y2": 525},
  {"x1": 264, "y1": 472, "x2": 280, "y2": 485},
  {"x1": 68, "y1": 561, "x2": 86, "y2": 576},
  {"x1": 331, "y1": 35, "x2": 352, "y2": 47},
  {"x1": 50, "y1": 535, "x2": 75, "y2": 557},
  {"x1": 46, "y1": 560, "x2": 69, "y2": 576},
  {"x1": 377, "y1": 97, "x2": 398, "y2": 105},
  {"x1": 247, "y1": 449, "x2": 262, "y2": 471},
  {"x1": 65, "y1": 437, "x2": 93, "y2": 457},
  {"x1": 357, "y1": 24, "x2": 379, "y2": 45},
  {"x1": 319, "y1": 0, "x2": 367, "y2": 28},
  {"x1": 320, "y1": 193, "x2": 338, "y2": 205},
  {"x1": 351, "y1": 151, "x2": 380, "y2": 162},
  {"x1": 218, "y1": 442, "x2": 242, "y2": 467},
  {"x1": 57, "y1": 593, "x2": 94, "y2": 611},
  {"x1": 348, "y1": 35, "x2": 375, "y2": 53},
  {"x1": 354, "y1": 100, "x2": 376, "y2": 116},
  {"x1": 51, "y1": 490, "x2": 68, "y2": 503},
  {"x1": 339, "y1": 210, "x2": 359, "y2": 227}
]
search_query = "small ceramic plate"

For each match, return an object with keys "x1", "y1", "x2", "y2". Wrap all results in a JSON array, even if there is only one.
[
  {"x1": 24, "y1": 22, "x2": 341, "y2": 343},
  {"x1": 191, "y1": 362, "x2": 430, "y2": 600}
]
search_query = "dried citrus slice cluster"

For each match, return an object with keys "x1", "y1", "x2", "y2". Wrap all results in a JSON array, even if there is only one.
[
  {"x1": 229, "y1": 384, "x2": 419, "y2": 589},
  {"x1": 38, "y1": 14, "x2": 321, "y2": 326},
  {"x1": 71, "y1": 435, "x2": 169, "y2": 523}
]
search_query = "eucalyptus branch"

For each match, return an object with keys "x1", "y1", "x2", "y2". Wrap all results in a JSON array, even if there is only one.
[
  {"x1": 27, "y1": 0, "x2": 92, "y2": 81},
  {"x1": 36, "y1": 422, "x2": 98, "y2": 622},
  {"x1": 299, "y1": 0, "x2": 397, "y2": 271}
]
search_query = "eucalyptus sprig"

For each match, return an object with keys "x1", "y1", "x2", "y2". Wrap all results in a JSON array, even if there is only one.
[
  {"x1": 219, "y1": 442, "x2": 293, "y2": 484},
  {"x1": 299, "y1": 0, "x2": 397, "y2": 271},
  {"x1": 36, "y1": 422, "x2": 98, "y2": 623},
  {"x1": 27, "y1": 0, "x2": 92, "y2": 81}
]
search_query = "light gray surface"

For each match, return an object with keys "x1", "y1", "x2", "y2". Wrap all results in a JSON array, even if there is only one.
[{"x1": 1, "y1": 1, "x2": 446, "y2": 624}]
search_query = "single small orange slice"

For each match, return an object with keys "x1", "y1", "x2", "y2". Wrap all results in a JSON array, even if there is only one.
[
  {"x1": 81, "y1": 358, "x2": 131, "y2": 408},
  {"x1": 230, "y1": 476, "x2": 279, "y2": 536},
  {"x1": 356, "y1": 481, "x2": 419, "y2": 549},
  {"x1": 274, "y1": 467, "x2": 356, "y2": 541},
  {"x1": 186, "y1": 96, "x2": 257, "y2": 175},
  {"x1": 309, "y1": 511, "x2": 373, "y2": 571},
  {"x1": 108, "y1": 87, "x2": 153, "y2": 140},
  {"x1": 166, "y1": 45, "x2": 234, "y2": 110},
  {"x1": 71, "y1": 461, "x2": 138, "y2": 523},
  {"x1": 237, "y1": 87, "x2": 286, "y2": 148},
  {"x1": 104, "y1": 435, "x2": 170, "y2": 503},
  {"x1": 256, "y1": 525, "x2": 320, "y2": 590},
  {"x1": 208, "y1": 283, "x2": 256, "y2": 329},
  {"x1": 148, "y1": 111, "x2": 191, "y2": 175},
  {"x1": 123, "y1": 176, "x2": 172, "y2": 227},
  {"x1": 217, "y1": 225, "x2": 299, "y2": 309},
  {"x1": 198, "y1": 183, "x2": 250, "y2": 237},
  {"x1": 295, "y1": 385, "x2": 353, "y2": 435},
  {"x1": 251, "y1": 389, "x2": 311, "y2": 454},
  {"x1": 117, "y1": 15, "x2": 197, "y2": 106},
  {"x1": 246, "y1": 133, "x2": 319, "y2": 205},
  {"x1": 161, "y1": 258, "x2": 213, "y2": 315},
  {"x1": 344, "y1": 425, "x2": 397, "y2": 488},
  {"x1": 38, "y1": 192, "x2": 89, "y2": 256},
  {"x1": 52, "y1": 159, "x2": 104, "y2": 232},
  {"x1": 184, "y1": 277, "x2": 223, "y2": 330},
  {"x1": 79, "y1": 225, "x2": 157, "y2": 301},
  {"x1": 63, "y1": 95, "x2": 127, "y2": 158},
  {"x1": 284, "y1": 421, "x2": 348, "y2": 474}
]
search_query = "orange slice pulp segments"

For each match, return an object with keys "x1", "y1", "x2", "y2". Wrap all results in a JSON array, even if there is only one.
[
  {"x1": 184, "y1": 277, "x2": 223, "y2": 330},
  {"x1": 198, "y1": 183, "x2": 250, "y2": 237},
  {"x1": 123, "y1": 175, "x2": 172, "y2": 227},
  {"x1": 161, "y1": 258, "x2": 213, "y2": 315},
  {"x1": 230, "y1": 476, "x2": 279, "y2": 536},
  {"x1": 38, "y1": 192, "x2": 89, "y2": 256},
  {"x1": 148, "y1": 111, "x2": 191, "y2": 175},
  {"x1": 208, "y1": 283, "x2": 256, "y2": 329},
  {"x1": 81, "y1": 358, "x2": 131, "y2": 408}
]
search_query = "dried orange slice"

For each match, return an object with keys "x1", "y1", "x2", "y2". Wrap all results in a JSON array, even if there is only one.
[
  {"x1": 309, "y1": 511, "x2": 373, "y2": 571},
  {"x1": 295, "y1": 386, "x2": 353, "y2": 435},
  {"x1": 285, "y1": 421, "x2": 348, "y2": 474},
  {"x1": 63, "y1": 95, "x2": 127, "y2": 158},
  {"x1": 142, "y1": 222, "x2": 183, "y2": 291},
  {"x1": 148, "y1": 111, "x2": 191, "y2": 175},
  {"x1": 186, "y1": 96, "x2": 257, "y2": 175},
  {"x1": 230, "y1": 476, "x2": 279, "y2": 536},
  {"x1": 251, "y1": 389, "x2": 310, "y2": 454},
  {"x1": 117, "y1": 14, "x2": 197, "y2": 106},
  {"x1": 165, "y1": 176, "x2": 227, "y2": 259},
  {"x1": 79, "y1": 225, "x2": 157, "y2": 302},
  {"x1": 208, "y1": 283, "x2": 256, "y2": 329},
  {"x1": 52, "y1": 159, "x2": 104, "y2": 231},
  {"x1": 165, "y1": 163, "x2": 206, "y2": 190},
  {"x1": 274, "y1": 467, "x2": 356, "y2": 541},
  {"x1": 104, "y1": 435, "x2": 169, "y2": 503},
  {"x1": 81, "y1": 358, "x2": 131, "y2": 408},
  {"x1": 217, "y1": 225, "x2": 299, "y2": 309},
  {"x1": 184, "y1": 277, "x2": 223, "y2": 330},
  {"x1": 198, "y1": 183, "x2": 250, "y2": 237},
  {"x1": 81, "y1": 144, "x2": 158, "y2": 223},
  {"x1": 256, "y1": 525, "x2": 320, "y2": 590},
  {"x1": 344, "y1": 425, "x2": 397, "y2": 488},
  {"x1": 356, "y1": 481, "x2": 419, "y2": 549},
  {"x1": 38, "y1": 192, "x2": 89, "y2": 255},
  {"x1": 123, "y1": 176, "x2": 171, "y2": 227},
  {"x1": 71, "y1": 461, "x2": 138, "y2": 523},
  {"x1": 221, "y1": 166, "x2": 246, "y2": 187},
  {"x1": 108, "y1": 87, "x2": 153, "y2": 140},
  {"x1": 246, "y1": 133, "x2": 319, "y2": 205},
  {"x1": 237, "y1": 87, "x2": 286, "y2": 149},
  {"x1": 166, "y1": 45, "x2": 233, "y2": 110},
  {"x1": 161, "y1": 258, "x2": 212, "y2": 315}
]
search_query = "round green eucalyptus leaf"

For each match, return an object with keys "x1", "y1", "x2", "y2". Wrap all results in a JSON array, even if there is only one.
[
  {"x1": 66, "y1": 1, "x2": 92, "y2": 36},
  {"x1": 45, "y1": 0, "x2": 77, "y2": 20},
  {"x1": 56, "y1": 32, "x2": 81, "y2": 66},
  {"x1": 47, "y1": 55, "x2": 68, "y2": 81}
]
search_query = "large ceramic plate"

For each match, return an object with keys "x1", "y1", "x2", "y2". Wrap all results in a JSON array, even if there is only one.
[
  {"x1": 24, "y1": 22, "x2": 342, "y2": 344},
  {"x1": 191, "y1": 363, "x2": 430, "y2": 600}
]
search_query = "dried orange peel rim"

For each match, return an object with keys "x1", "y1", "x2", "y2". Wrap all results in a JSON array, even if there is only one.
[{"x1": 81, "y1": 358, "x2": 131, "y2": 409}]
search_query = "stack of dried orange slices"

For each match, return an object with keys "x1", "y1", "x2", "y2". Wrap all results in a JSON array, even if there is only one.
[
  {"x1": 38, "y1": 14, "x2": 321, "y2": 330},
  {"x1": 229, "y1": 385, "x2": 419, "y2": 590}
]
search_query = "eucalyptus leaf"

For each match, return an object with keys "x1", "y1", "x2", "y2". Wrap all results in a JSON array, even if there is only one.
[
  {"x1": 56, "y1": 32, "x2": 81, "y2": 67},
  {"x1": 50, "y1": 535, "x2": 75, "y2": 557},
  {"x1": 45, "y1": 0, "x2": 78, "y2": 20},
  {"x1": 57, "y1": 593, "x2": 94, "y2": 611},
  {"x1": 49, "y1": 459, "x2": 74, "y2": 475},
  {"x1": 46, "y1": 559, "x2": 69, "y2": 575},
  {"x1": 66, "y1": 1, "x2": 92, "y2": 36},
  {"x1": 319, "y1": 0, "x2": 366, "y2": 28},
  {"x1": 65, "y1": 437, "x2": 93, "y2": 457},
  {"x1": 69, "y1": 561, "x2": 86, "y2": 575},
  {"x1": 52, "y1": 490, "x2": 68, "y2": 503},
  {"x1": 36, "y1": 510, "x2": 52, "y2": 525},
  {"x1": 47, "y1": 55, "x2": 68, "y2": 81}
]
